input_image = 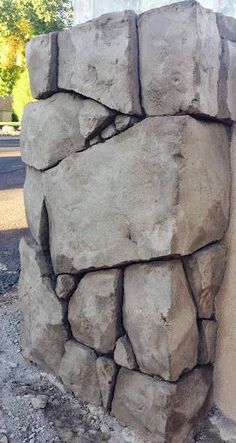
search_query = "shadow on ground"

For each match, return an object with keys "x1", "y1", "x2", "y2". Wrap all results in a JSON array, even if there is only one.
[{"x1": 0, "y1": 228, "x2": 29, "y2": 293}]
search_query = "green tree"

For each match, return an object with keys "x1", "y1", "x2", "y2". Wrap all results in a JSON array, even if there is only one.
[{"x1": 0, "y1": 0, "x2": 72, "y2": 118}]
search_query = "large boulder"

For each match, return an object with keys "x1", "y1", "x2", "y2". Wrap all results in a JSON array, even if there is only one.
[
  {"x1": 184, "y1": 242, "x2": 227, "y2": 319},
  {"x1": 112, "y1": 366, "x2": 212, "y2": 443},
  {"x1": 58, "y1": 11, "x2": 141, "y2": 115},
  {"x1": 24, "y1": 167, "x2": 48, "y2": 249},
  {"x1": 123, "y1": 260, "x2": 198, "y2": 381},
  {"x1": 18, "y1": 237, "x2": 67, "y2": 374},
  {"x1": 59, "y1": 340, "x2": 101, "y2": 405},
  {"x1": 43, "y1": 116, "x2": 230, "y2": 274},
  {"x1": 138, "y1": 1, "x2": 220, "y2": 118},
  {"x1": 26, "y1": 32, "x2": 58, "y2": 99},
  {"x1": 21, "y1": 93, "x2": 112, "y2": 170},
  {"x1": 68, "y1": 269, "x2": 123, "y2": 353}
]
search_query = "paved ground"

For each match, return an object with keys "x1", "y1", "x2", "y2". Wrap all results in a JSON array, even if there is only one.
[{"x1": 0, "y1": 139, "x2": 28, "y2": 293}]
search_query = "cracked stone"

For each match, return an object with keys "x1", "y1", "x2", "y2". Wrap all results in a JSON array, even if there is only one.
[{"x1": 96, "y1": 357, "x2": 117, "y2": 411}]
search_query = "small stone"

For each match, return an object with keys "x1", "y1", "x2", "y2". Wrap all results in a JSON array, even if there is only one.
[
  {"x1": 31, "y1": 395, "x2": 48, "y2": 410},
  {"x1": 79, "y1": 99, "x2": 113, "y2": 139},
  {"x1": 0, "y1": 434, "x2": 8, "y2": 443},
  {"x1": 198, "y1": 320, "x2": 217, "y2": 365},
  {"x1": 55, "y1": 274, "x2": 77, "y2": 300},
  {"x1": 96, "y1": 357, "x2": 117, "y2": 411},
  {"x1": 114, "y1": 115, "x2": 132, "y2": 132},
  {"x1": 114, "y1": 336, "x2": 137, "y2": 370},
  {"x1": 89, "y1": 135, "x2": 101, "y2": 146},
  {"x1": 184, "y1": 242, "x2": 227, "y2": 319},
  {"x1": 101, "y1": 124, "x2": 117, "y2": 140},
  {"x1": 59, "y1": 340, "x2": 102, "y2": 405},
  {"x1": 68, "y1": 269, "x2": 123, "y2": 353}
]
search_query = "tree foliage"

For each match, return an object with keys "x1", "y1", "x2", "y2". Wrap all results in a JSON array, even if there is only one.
[{"x1": 0, "y1": 0, "x2": 72, "y2": 97}]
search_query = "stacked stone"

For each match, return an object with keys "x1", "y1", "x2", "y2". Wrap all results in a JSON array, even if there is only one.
[{"x1": 20, "y1": 1, "x2": 235, "y2": 441}]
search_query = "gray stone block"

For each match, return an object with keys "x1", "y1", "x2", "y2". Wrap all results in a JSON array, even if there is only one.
[
  {"x1": 26, "y1": 32, "x2": 58, "y2": 99},
  {"x1": 58, "y1": 11, "x2": 142, "y2": 115}
]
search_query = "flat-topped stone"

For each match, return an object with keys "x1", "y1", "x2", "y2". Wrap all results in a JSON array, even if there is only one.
[
  {"x1": 26, "y1": 32, "x2": 58, "y2": 99},
  {"x1": 43, "y1": 116, "x2": 230, "y2": 274},
  {"x1": 138, "y1": 1, "x2": 221, "y2": 117},
  {"x1": 58, "y1": 11, "x2": 142, "y2": 115}
]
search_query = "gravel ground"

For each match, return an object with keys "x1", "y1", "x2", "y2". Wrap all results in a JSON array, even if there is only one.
[{"x1": 0, "y1": 288, "x2": 145, "y2": 443}]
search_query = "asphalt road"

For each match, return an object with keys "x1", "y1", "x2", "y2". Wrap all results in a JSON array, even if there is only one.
[{"x1": 0, "y1": 137, "x2": 28, "y2": 293}]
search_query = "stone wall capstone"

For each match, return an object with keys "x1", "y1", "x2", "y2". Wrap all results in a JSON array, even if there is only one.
[{"x1": 20, "y1": 0, "x2": 236, "y2": 440}]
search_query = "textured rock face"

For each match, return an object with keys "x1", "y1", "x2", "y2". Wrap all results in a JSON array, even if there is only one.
[
  {"x1": 112, "y1": 367, "x2": 212, "y2": 443},
  {"x1": 78, "y1": 99, "x2": 114, "y2": 139},
  {"x1": 58, "y1": 11, "x2": 141, "y2": 115},
  {"x1": 43, "y1": 116, "x2": 230, "y2": 274},
  {"x1": 198, "y1": 320, "x2": 217, "y2": 365},
  {"x1": 19, "y1": 2, "x2": 234, "y2": 438},
  {"x1": 21, "y1": 93, "x2": 85, "y2": 170},
  {"x1": 55, "y1": 274, "x2": 77, "y2": 300},
  {"x1": 96, "y1": 357, "x2": 117, "y2": 411},
  {"x1": 24, "y1": 167, "x2": 48, "y2": 249},
  {"x1": 59, "y1": 340, "x2": 101, "y2": 405},
  {"x1": 214, "y1": 126, "x2": 236, "y2": 422},
  {"x1": 114, "y1": 336, "x2": 137, "y2": 370},
  {"x1": 26, "y1": 32, "x2": 58, "y2": 99},
  {"x1": 68, "y1": 270, "x2": 123, "y2": 353},
  {"x1": 18, "y1": 237, "x2": 67, "y2": 374},
  {"x1": 184, "y1": 242, "x2": 227, "y2": 319},
  {"x1": 138, "y1": 1, "x2": 220, "y2": 117},
  {"x1": 123, "y1": 260, "x2": 198, "y2": 381}
]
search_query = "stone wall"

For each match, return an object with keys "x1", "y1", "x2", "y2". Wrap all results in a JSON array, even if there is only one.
[{"x1": 19, "y1": 1, "x2": 236, "y2": 441}]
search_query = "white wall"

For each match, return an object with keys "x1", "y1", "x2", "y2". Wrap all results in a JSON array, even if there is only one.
[{"x1": 73, "y1": 0, "x2": 236, "y2": 24}]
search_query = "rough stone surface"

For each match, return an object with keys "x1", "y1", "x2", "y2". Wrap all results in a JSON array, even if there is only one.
[
  {"x1": 184, "y1": 242, "x2": 227, "y2": 319},
  {"x1": 68, "y1": 269, "x2": 123, "y2": 353},
  {"x1": 198, "y1": 320, "x2": 217, "y2": 365},
  {"x1": 58, "y1": 11, "x2": 142, "y2": 115},
  {"x1": 124, "y1": 260, "x2": 198, "y2": 381},
  {"x1": 18, "y1": 237, "x2": 67, "y2": 375},
  {"x1": 214, "y1": 126, "x2": 236, "y2": 422},
  {"x1": 78, "y1": 99, "x2": 114, "y2": 140},
  {"x1": 96, "y1": 357, "x2": 117, "y2": 411},
  {"x1": 217, "y1": 13, "x2": 236, "y2": 41},
  {"x1": 55, "y1": 274, "x2": 77, "y2": 300},
  {"x1": 101, "y1": 123, "x2": 117, "y2": 140},
  {"x1": 21, "y1": 93, "x2": 87, "y2": 170},
  {"x1": 24, "y1": 167, "x2": 48, "y2": 249},
  {"x1": 114, "y1": 336, "x2": 137, "y2": 370},
  {"x1": 43, "y1": 116, "x2": 230, "y2": 274},
  {"x1": 114, "y1": 115, "x2": 132, "y2": 132},
  {"x1": 138, "y1": 1, "x2": 221, "y2": 117},
  {"x1": 59, "y1": 340, "x2": 101, "y2": 405},
  {"x1": 26, "y1": 32, "x2": 58, "y2": 99},
  {"x1": 224, "y1": 40, "x2": 236, "y2": 121},
  {"x1": 112, "y1": 366, "x2": 212, "y2": 443}
]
